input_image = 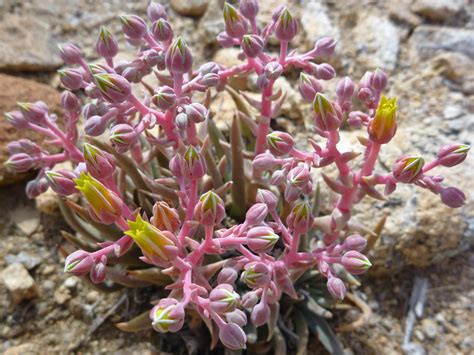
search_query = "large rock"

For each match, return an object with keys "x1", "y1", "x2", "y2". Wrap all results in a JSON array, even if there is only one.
[
  {"x1": 300, "y1": 0, "x2": 340, "y2": 51},
  {"x1": 2, "y1": 263, "x2": 39, "y2": 304},
  {"x1": 411, "y1": 0, "x2": 466, "y2": 22},
  {"x1": 0, "y1": 74, "x2": 62, "y2": 185},
  {"x1": 171, "y1": 0, "x2": 209, "y2": 17},
  {"x1": 0, "y1": 14, "x2": 62, "y2": 72}
]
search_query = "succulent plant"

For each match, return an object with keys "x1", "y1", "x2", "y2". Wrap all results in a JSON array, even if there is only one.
[{"x1": 4, "y1": 0, "x2": 469, "y2": 352}]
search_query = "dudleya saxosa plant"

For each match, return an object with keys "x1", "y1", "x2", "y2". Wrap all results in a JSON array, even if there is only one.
[{"x1": 4, "y1": 0, "x2": 469, "y2": 352}]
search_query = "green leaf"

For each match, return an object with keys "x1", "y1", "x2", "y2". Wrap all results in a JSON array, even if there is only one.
[
  {"x1": 305, "y1": 313, "x2": 345, "y2": 355},
  {"x1": 230, "y1": 114, "x2": 247, "y2": 221}
]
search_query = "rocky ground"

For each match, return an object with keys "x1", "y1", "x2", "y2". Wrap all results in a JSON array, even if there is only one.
[{"x1": 0, "y1": 0, "x2": 473, "y2": 354}]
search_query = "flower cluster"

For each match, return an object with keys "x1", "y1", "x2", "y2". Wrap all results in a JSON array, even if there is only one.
[{"x1": 4, "y1": 0, "x2": 469, "y2": 351}]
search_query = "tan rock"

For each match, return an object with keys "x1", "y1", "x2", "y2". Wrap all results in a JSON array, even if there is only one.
[
  {"x1": 171, "y1": 0, "x2": 209, "y2": 17},
  {"x1": 5, "y1": 343, "x2": 40, "y2": 355},
  {"x1": 212, "y1": 48, "x2": 249, "y2": 90},
  {"x1": 2, "y1": 263, "x2": 39, "y2": 304},
  {"x1": 411, "y1": 0, "x2": 466, "y2": 22}
]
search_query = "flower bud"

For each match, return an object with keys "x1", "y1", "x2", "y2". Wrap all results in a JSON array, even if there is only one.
[
  {"x1": 245, "y1": 203, "x2": 268, "y2": 225},
  {"x1": 199, "y1": 62, "x2": 220, "y2": 75},
  {"x1": 175, "y1": 112, "x2": 189, "y2": 130},
  {"x1": 217, "y1": 32, "x2": 235, "y2": 48},
  {"x1": 241, "y1": 262, "x2": 271, "y2": 288},
  {"x1": 58, "y1": 43, "x2": 82, "y2": 65},
  {"x1": 343, "y1": 234, "x2": 367, "y2": 252},
  {"x1": 26, "y1": 178, "x2": 48, "y2": 199},
  {"x1": 45, "y1": 169, "x2": 77, "y2": 196},
  {"x1": 246, "y1": 226, "x2": 279, "y2": 253},
  {"x1": 61, "y1": 91, "x2": 80, "y2": 112},
  {"x1": 223, "y1": 3, "x2": 248, "y2": 38},
  {"x1": 440, "y1": 187, "x2": 465, "y2": 208},
  {"x1": 256, "y1": 73, "x2": 269, "y2": 89},
  {"x1": 251, "y1": 301, "x2": 270, "y2": 327},
  {"x1": 150, "y1": 298, "x2": 185, "y2": 333},
  {"x1": 368, "y1": 96, "x2": 397, "y2": 144},
  {"x1": 299, "y1": 73, "x2": 322, "y2": 102},
  {"x1": 226, "y1": 309, "x2": 247, "y2": 327},
  {"x1": 5, "y1": 111, "x2": 29, "y2": 129},
  {"x1": 239, "y1": 0, "x2": 259, "y2": 20},
  {"x1": 219, "y1": 322, "x2": 247, "y2": 350},
  {"x1": 327, "y1": 277, "x2": 346, "y2": 300},
  {"x1": 437, "y1": 144, "x2": 470, "y2": 167},
  {"x1": 269, "y1": 170, "x2": 285, "y2": 186},
  {"x1": 266, "y1": 131, "x2": 294, "y2": 156},
  {"x1": 5, "y1": 153, "x2": 36, "y2": 173},
  {"x1": 201, "y1": 72, "x2": 220, "y2": 87},
  {"x1": 274, "y1": 7, "x2": 297, "y2": 42},
  {"x1": 182, "y1": 145, "x2": 207, "y2": 179},
  {"x1": 185, "y1": 103, "x2": 208, "y2": 123},
  {"x1": 151, "y1": 19, "x2": 173, "y2": 42},
  {"x1": 284, "y1": 184, "x2": 300, "y2": 202},
  {"x1": 241, "y1": 291, "x2": 259, "y2": 309},
  {"x1": 90, "y1": 255, "x2": 107, "y2": 284},
  {"x1": 165, "y1": 37, "x2": 193, "y2": 74},
  {"x1": 93, "y1": 73, "x2": 131, "y2": 104},
  {"x1": 147, "y1": 1, "x2": 167, "y2": 21},
  {"x1": 110, "y1": 124, "x2": 138, "y2": 152},
  {"x1": 120, "y1": 15, "x2": 147, "y2": 40},
  {"x1": 369, "y1": 68, "x2": 388, "y2": 92},
  {"x1": 347, "y1": 111, "x2": 368, "y2": 127},
  {"x1": 264, "y1": 61, "x2": 283, "y2": 80},
  {"x1": 125, "y1": 214, "x2": 178, "y2": 265},
  {"x1": 241, "y1": 35, "x2": 264, "y2": 58},
  {"x1": 194, "y1": 190, "x2": 226, "y2": 226},
  {"x1": 83, "y1": 143, "x2": 115, "y2": 179},
  {"x1": 392, "y1": 155, "x2": 424, "y2": 183},
  {"x1": 64, "y1": 250, "x2": 93, "y2": 276},
  {"x1": 152, "y1": 86, "x2": 177, "y2": 110},
  {"x1": 96, "y1": 26, "x2": 118, "y2": 58},
  {"x1": 209, "y1": 284, "x2": 240, "y2": 314},
  {"x1": 218, "y1": 267, "x2": 239, "y2": 284},
  {"x1": 314, "y1": 63, "x2": 335, "y2": 80},
  {"x1": 74, "y1": 172, "x2": 123, "y2": 224},
  {"x1": 7, "y1": 139, "x2": 41, "y2": 155},
  {"x1": 341, "y1": 250, "x2": 372, "y2": 275},
  {"x1": 314, "y1": 37, "x2": 336, "y2": 57},
  {"x1": 256, "y1": 189, "x2": 278, "y2": 211},
  {"x1": 17, "y1": 101, "x2": 48, "y2": 123},
  {"x1": 287, "y1": 165, "x2": 311, "y2": 189},
  {"x1": 286, "y1": 201, "x2": 313, "y2": 234},
  {"x1": 58, "y1": 68, "x2": 84, "y2": 90},
  {"x1": 84, "y1": 115, "x2": 107, "y2": 136},
  {"x1": 252, "y1": 152, "x2": 278, "y2": 170},
  {"x1": 313, "y1": 93, "x2": 341, "y2": 131},
  {"x1": 152, "y1": 201, "x2": 181, "y2": 232},
  {"x1": 336, "y1": 77, "x2": 355, "y2": 101}
]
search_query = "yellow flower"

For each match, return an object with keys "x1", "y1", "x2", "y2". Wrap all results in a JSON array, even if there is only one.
[{"x1": 368, "y1": 96, "x2": 397, "y2": 144}]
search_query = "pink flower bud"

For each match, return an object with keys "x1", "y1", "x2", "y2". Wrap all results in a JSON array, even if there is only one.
[
  {"x1": 219, "y1": 322, "x2": 247, "y2": 350},
  {"x1": 152, "y1": 201, "x2": 181, "y2": 232},
  {"x1": 336, "y1": 77, "x2": 355, "y2": 100},
  {"x1": 61, "y1": 91, "x2": 80, "y2": 112},
  {"x1": 241, "y1": 35, "x2": 264, "y2": 58},
  {"x1": 223, "y1": 3, "x2": 248, "y2": 38},
  {"x1": 256, "y1": 73, "x2": 269, "y2": 89},
  {"x1": 201, "y1": 72, "x2": 220, "y2": 87},
  {"x1": 96, "y1": 27, "x2": 118, "y2": 58},
  {"x1": 341, "y1": 250, "x2": 372, "y2": 275},
  {"x1": 218, "y1": 267, "x2": 239, "y2": 284},
  {"x1": 17, "y1": 101, "x2": 48, "y2": 123},
  {"x1": 314, "y1": 37, "x2": 336, "y2": 57},
  {"x1": 5, "y1": 153, "x2": 36, "y2": 173},
  {"x1": 58, "y1": 43, "x2": 83, "y2": 65},
  {"x1": 151, "y1": 19, "x2": 173, "y2": 42},
  {"x1": 84, "y1": 115, "x2": 107, "y2": 136},
  {"x1": 26, "y1": 178, "x2": 48, "y2": 198},
  {"x1": 284, "y1": 184, "x2": 300, "y2": 202},
  {"x1": 165, "y1": 37, "x2": 193, "y2": 74},
  {"x1": 209, "y1": 284, "x2": 240, "y2": 314},
  {"x1": 120, "y1": 15, "x2": 147, "y2": 40},
  {"x1": 152, "y1": 86, "x2": 177, "y2": 110},
  {"x1": 298, "y1": 73, "x2": 322, "y2": 102},
  {"x1": 110, "y1": 124, "x2": 138, "y2": 152},
  {"x1": 264, "y1": 61, "x2": 283, "y2": 80},
  {"x1": 93, "y1": 73, "x2": 131, "y2": 104},
  {"x1": 239, "y1": 0, "x2": 259, "y2": 20},
  {"x1": 45, "y1": 169, "x2": 77, "y2": 196},
  {"x1": 226, "y1": 309, "x2": 247, "y2": 327},
  {"x1": 347, "y1": 111, "x2": 368, "y2": 127},
  {"x1": 143, "y1": 49, "x2": 161, "y2": 67},
  {"x1": 343, "y1": 234, "x2": 367, "y2": 252},
  {"x1": 147, "y1": 1, "x2": 167, "y2": 21},
  {"x1": 185, "y1": 103, "x2": 208, "y2": 123},
  {"x1": 287, "y1": 165, "x2": 311, "y2": 189},
  {"x1": 199, "y1": 62, "x2": 220, "y2": 75},
  {"x1": 246, "y1": 226, "x2": 279, "y2": 253},
  {"x1": 194, "y1": 190, "x2": 226, "y2": 226},
  {"x1": 286, "y1": 201, "x2": 314, "y2": 234},
  {"x1": 182, "y1": 145, "x2": 206, "y2": 179},
  {"x1": 266, "y1": 131, "x2": 294, "y2": 156},
  {"x1": 314, "y1": 63, "x2": 336, "y2": 80},
  {"x1": 241, "y1": 291, "x2": 259, "y2": 309},
  {"x1": 7, "y1": 139, "x2": 42, "y2": 155},
  {"x1": 437, "y1": 143, "x2": 470, "y2": 167},
  {"x1": 150, "y1": 298, "x2": 185, "y2": 333},
  {"x1": 217, "y1": 32, "x2": 235, "y2": 48},
  {"x1": 245, "y1": 203, "x2": 268, "y2": 225},
  {"x1": 252, "y1": 152, "x2": 278, "y2": 170},
  {"x1": 313, "y1": 93, "x2": 342, "y2": 131},
  {"x1": 251, "y1": 301, "x2": 270, "y2": 327},
  {"x1": 440, "y1": 187, "x2": 465, "y2": 208},
  {"x1": 392, "y1": 155, "x2": 424, "y2": 183},
  {"x1": 83, "y1": 143, "x2": 115, "y2": 179},
  {"x1": 64, "y1": 250, "x2": 93, "y2": 276},
  {"x1": 256, "y1": 189, "x2": 278, "y2": 211},
  {"x1": 327, "y1": 277, "x2": 346, "y2": 300},
  {"x1": 58, "y1": 68, "x2": 84, "y2": 90},
  {"x1": 274, "y1": 7, "x2": 298, "y2": 42},
  {"x1": 175, "y1": 112, "x2": 189, "y2": 130},
  {"x1": 90, "y1": 255, "x2": 107, "y2": 284},
  {"x1": 241, "y1": 262, "x2": 271, "y2": 288},
  {"x1": 5, "y1": 111, "x2": 29, "y2": 129},
  {"x1": 369, "y1": 68, "x2": 388, "y2": 92}
]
